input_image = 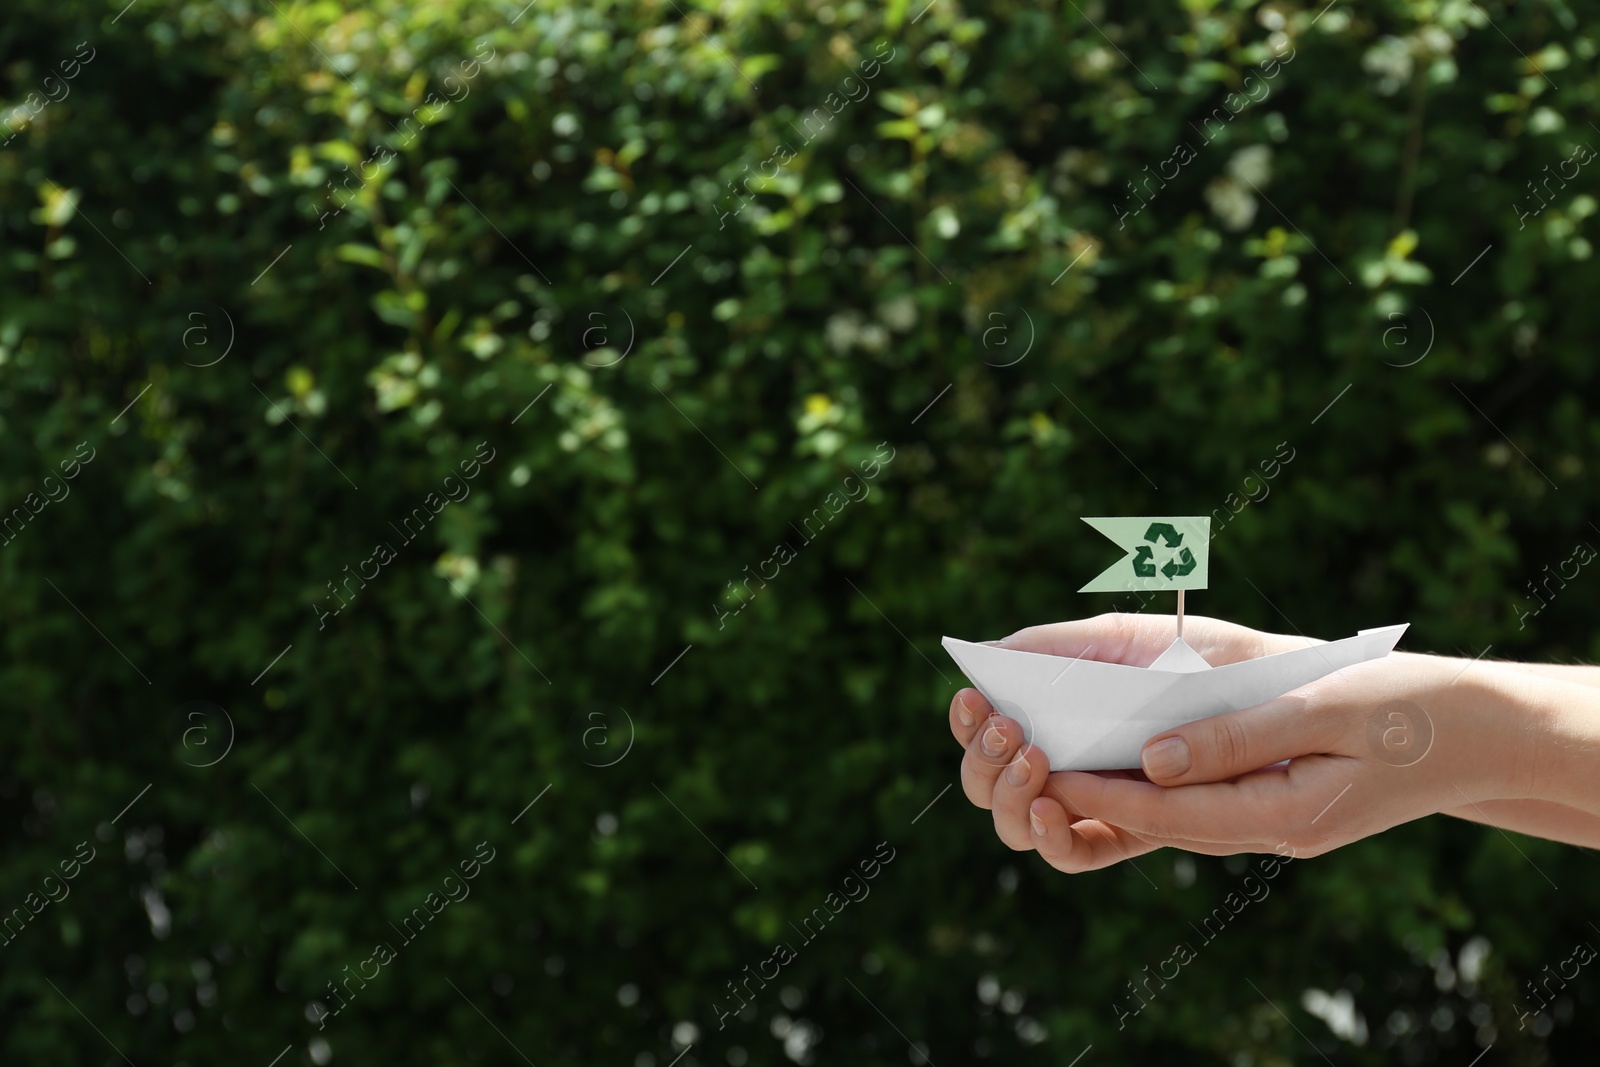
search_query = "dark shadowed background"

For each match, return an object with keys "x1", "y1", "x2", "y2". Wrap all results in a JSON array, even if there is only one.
[{"x1": 2, "y1": 1, "x2": 1597, "y2": 1064}]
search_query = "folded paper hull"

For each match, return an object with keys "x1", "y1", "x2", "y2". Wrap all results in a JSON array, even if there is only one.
[{"x1": 941, "y1": 625, "x2": 1409, "y2": 771}]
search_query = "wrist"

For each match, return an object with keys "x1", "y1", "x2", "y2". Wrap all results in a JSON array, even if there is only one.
[{"x1": 1463, "y1": 664, "x2": 1600, "y2": 811}]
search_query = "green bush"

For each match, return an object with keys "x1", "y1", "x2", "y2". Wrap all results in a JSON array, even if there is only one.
[{"x1": 2, "y1": 1, "x2": 1597, "y2": 1064}]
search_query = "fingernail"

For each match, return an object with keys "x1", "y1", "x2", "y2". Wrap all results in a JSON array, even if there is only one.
[
  {"x1": 1005, "y1": 757, "x2": 1030, "y2": 787},
  {"x1": 981, "y1": 726, "x2": 1006, "y2": 758},
  {"x1": 1143, "y1": 736, "x2": 1191, "y2": 779},
  {"x1": 1030, "y1": 808, "x2": 1047, "y2": 837},
  {"x1": 957, "y1": 695, "x2": 975, "y2": 728}
]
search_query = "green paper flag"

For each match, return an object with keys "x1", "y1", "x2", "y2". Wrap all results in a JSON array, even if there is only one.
[{"x1": 1079, "y1": 516, "x2": 1211, "y2": 593}]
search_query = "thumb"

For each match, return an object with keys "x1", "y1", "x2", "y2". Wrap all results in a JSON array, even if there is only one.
[{"x1": 1139, "y1": 694, "x2": 1339, "y2": 785}]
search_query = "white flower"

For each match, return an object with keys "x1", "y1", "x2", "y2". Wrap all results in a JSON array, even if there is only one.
[
  {"x1": 857, "y1": 323, "x2": 889, "y2": 353},
  {"x1": 1418, "y1": 26, "x2": 1454, "y2": 56},
  {"x1": 1362, "y1": 36, "x2": 1413, "y2": 95},
  {"x1": 824, "y1": 311, "x2": 861, "y2": 354},
  {"x1": 877, "y1": 294, "x2": 918, "y2": 331},
  {"x1": 1228, "y1": 145, "x2": 1273, "y2": 186},
  {"x1": 1205, "y1": 177, "x2": 1257, "y2": 231}
]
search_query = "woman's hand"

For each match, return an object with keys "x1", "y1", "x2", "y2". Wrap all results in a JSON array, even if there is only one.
[
  {"x1": 948, "y1": 612, "x2": 1315, "y2": 872},
  {"x1": 1046, "y1": 646, "x2": 1513, "y2": 860},
  {"x1": 950, "y1": 613, "x2": 1600, "y2": 869}
]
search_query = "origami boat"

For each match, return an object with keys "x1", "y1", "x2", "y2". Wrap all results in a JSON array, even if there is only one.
[{"x1": 941, "y1": 625, "x2": 1409, "y2": 771}]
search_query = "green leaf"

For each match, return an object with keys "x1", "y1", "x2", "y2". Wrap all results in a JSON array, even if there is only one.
[{"x1": 336, "y1": 243, "x2": 388, "y2": 269}]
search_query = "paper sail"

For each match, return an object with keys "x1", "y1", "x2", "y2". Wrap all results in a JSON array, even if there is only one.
[
  {"x1": 941, "y1": 625, "x2": 1409, "y2": 771},
  {"x1": 1079, "y1": 516, "x2": 1210, "y2": 593}
]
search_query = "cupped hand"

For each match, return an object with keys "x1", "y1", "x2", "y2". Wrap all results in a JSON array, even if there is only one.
[
  {"x1": 951, "y1": 613, "x2": 1527, "y2": 869},
  {"x1": 948, "y1": 613, "x2": 1315, "y2": 872}
]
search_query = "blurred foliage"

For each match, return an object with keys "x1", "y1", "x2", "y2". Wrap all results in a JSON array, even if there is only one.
[{"x1": 1, "y1": 0, "x2": 1598, "y2": 1064}]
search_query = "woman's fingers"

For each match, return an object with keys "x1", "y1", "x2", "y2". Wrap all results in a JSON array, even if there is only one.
[
  {"x1": 949, "y1": 688, "x2": 992, "y2": 748},
  {"x1": 1037, "y1": 782, "x2": 1270, "y2": 858},
  {"x1": 998, "y1": 613, "x2": 1155, "y2": 665},
  {"x1": 1047, "y1": 760, "x2": 1347, "y2": 848},
  {"x1": 990, "y1": 742, "x2": 1052, "y2": 849},
  {"x1": 986, "y1": 766, "x2": 1295, "y2": 872},
  {"x1": 1139, "y1": 692, "x2": 1345, "y2": 786},
  {"x1": 1027, "y1": 798, "x2": 1161, "y2": 872},
  {"x1": 998, "y1": 613, "x2": 1282, "y2": 668},
  {"x1": 960, "y1": 714, "x2": 1024, "y2": 810},
  {"x1": 970, "y1": 733, "x2": 1218, "y2": 867}
]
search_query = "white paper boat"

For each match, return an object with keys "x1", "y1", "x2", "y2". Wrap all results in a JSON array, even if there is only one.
[{"x1": 941, "y1": 625, "x2": 1409, "y2": 771}]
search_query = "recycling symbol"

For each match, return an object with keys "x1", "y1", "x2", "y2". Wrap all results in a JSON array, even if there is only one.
[{"x1": 1130, "y1": 522, "x2": 1197, "y2": 581}]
